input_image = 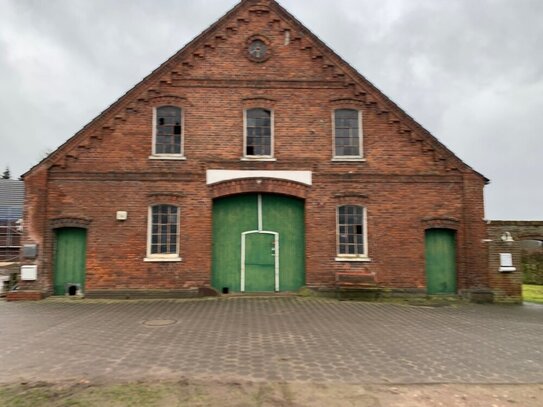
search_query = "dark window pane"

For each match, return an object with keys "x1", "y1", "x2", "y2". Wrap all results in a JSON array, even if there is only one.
[
  {"x1": 338, "y1": 205, "x2": 365, "y2": 256},
  {"x1": 246, "y1": 108, "x2": 271, "y2": 156},
  {"x1": 150, "y1": 205, "x2": 179, "y2": 255},
  {"x1": 335, "y1": 109, "x2": 360, "y2": 156},
  {"x1": 155, "y1": 106, "x2": 182, "y2": 155}
]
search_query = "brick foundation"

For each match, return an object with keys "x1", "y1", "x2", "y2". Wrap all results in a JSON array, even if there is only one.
[{"x1": 6, "y1": 291, "x2": 44, "y2": 302}]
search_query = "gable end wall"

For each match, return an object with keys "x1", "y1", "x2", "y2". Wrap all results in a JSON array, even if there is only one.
[{"x1": 20, "y1": 0, "x2": 489, "y2": 299}]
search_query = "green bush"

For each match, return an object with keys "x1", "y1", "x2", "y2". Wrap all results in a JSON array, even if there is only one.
[{"x1": 522, "y1": 252, "x2": 543, "y2": 285}]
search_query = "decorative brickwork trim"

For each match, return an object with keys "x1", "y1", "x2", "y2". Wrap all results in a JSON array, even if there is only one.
[
  {"x1": 333, "y1": 193, "x2": 369, "y2": 204},
  {"x1": 209, "y1": 178, "x2": 308, "y2": 199},
  {"x1": 422, "y1": 217, "x2": 460, "y2": 230},
  {"x1": 241, "y1": 96, "x2": 277, "y2": 109},
  {"x1": 329, "y1": 98, "x2": 366, "y2": 109},
  {"x1": 50, "y1": 217, "x2": 92, "y2": 230},
  {"x1": 147, "y1": 193, "x2": 185, "y2": 204},
  {"x1": 147, "y1": 95, "x2": 190, "y2": 107}
]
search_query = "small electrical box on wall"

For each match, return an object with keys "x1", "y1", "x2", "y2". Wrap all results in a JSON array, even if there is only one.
[
  {"x1": 21, "y1": 265, "x2": 38, "y2": 281},
  {"x1": 116, "y1": 211, "x2": 128, "y2": 221},
  {"x1": 499, "y1": 253, "x2": 516, "y2": 273},
  {"x1": 22, "y1": 244, "x2": 38, "y2": 259}
]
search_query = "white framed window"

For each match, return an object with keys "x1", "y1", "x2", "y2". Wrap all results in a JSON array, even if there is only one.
[
  {"x1": 336, "y1": 205, "x2": 369, "y2": 261},
  {"x1": 243, "y1": 108, "x2": 274, "y2": 160},
  {"x1": 145, "y1": 204, "x2": 181, "y2": 262},
  {"x1": 151, "y1": 106, "x2": 185, "y2": 159},
  {"x1": 333, "y1": 109, "x2": 363, "y2": 160}
]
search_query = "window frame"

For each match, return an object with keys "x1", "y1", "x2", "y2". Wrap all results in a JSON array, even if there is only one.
[
  {"x1": 242, "y1": 108, "x2": 275, "y2": 160},
  {"x1": 145, "y1": 204, "x2": 182, "y2": 262},
  {"x1": 332, "y1": 109, "x2": 364, "y2": 161},
  {"x1": 151, "y1": 105, "x2": 186, "y2": 160},
  {"x1": 335, "y1": 205, "x2": 370, "y2": 262}
]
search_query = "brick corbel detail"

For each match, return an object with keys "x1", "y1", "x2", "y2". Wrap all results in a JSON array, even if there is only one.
[{"x1": 209, "y1": 178, "x2": 308, "y2": 199}]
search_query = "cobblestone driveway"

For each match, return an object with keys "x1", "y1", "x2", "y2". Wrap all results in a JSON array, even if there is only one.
[{"x1": 0, "y1": 297, "x2": 542, "y2": 384}]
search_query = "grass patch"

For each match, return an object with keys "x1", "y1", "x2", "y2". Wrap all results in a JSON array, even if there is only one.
[
  {"x1": 523, "y1": 284, "x2": 543, "y2": 304},
  {"x1": 0, "y1": 383, "x2": 168, "y2": 407}
]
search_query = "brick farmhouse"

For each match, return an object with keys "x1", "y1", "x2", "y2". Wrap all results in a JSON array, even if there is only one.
[{"x1": 19, "y1": 0, "x2": 494, "y2": 300}]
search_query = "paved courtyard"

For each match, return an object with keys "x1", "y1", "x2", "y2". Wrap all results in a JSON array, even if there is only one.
[{"x1": 0, "y1": 297, "x2": 542, "y2": 385}]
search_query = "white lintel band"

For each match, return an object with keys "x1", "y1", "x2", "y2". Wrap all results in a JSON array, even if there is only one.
[{"x1": 206, "y1": 170, "x2": 312, "y2": 186}]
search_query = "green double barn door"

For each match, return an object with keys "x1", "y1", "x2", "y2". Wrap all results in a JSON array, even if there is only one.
[
  {"x1": 53, "y1": 228, "x2": 87, "y2": 295},
  {"x1": 425, "y1": 229, "x2": 457, "y2": 295},
  {"x1": 212, "y1": 194, "x2": 305, "y2": 293}
]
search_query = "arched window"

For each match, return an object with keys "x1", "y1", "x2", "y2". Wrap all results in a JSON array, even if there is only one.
[
  {"x1": 154, "y1": 106, "x2": 182, "y2": 155},
  {"x1": 147, "y1": 204, "x2": 180, "y2": 260},
  {"x1": 244, "y1": 108, "x2": 273, "y2": 158},
  {"x1": 337, "y1": 205, "x2": 368, "y2": 258},
  {"x1": 334, "y1": 109, "x2": 362, "y2": 158}
]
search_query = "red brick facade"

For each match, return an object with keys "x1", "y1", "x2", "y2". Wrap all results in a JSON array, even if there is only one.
[{"x1": 21, "y1": 0, "x2": 490, "y2": 298}]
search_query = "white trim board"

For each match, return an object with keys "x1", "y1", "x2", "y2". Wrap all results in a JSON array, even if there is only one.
[{"x1": 206, "y1": 170, "x2": 312, "y2": 186}]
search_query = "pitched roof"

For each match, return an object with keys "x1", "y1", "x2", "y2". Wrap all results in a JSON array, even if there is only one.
[
  {"x1": 23, "y1": 0, "x2": 488, "y2": 183},
  {"x1": 0, "y1": 180, "x2": 24, "y2": 221}
]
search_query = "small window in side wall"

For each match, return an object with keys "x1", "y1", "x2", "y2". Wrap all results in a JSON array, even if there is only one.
[
  {"x1": 154, "y1": 106, "x2": 182, "y2": 155},
  {"x1": 245, "y1": 108, "x2": 273, "y2": 158},
  {"x1": 334, "y1": 109, "x2": 362, "y2": 158},
  {"x1": 337, "y1": 205, "x2": 367, "y2": 257},
  {"x1": 148, "y1": 204, "x2": 180, "y2": 258}
]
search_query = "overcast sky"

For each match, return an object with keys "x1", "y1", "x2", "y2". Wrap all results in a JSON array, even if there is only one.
[{"x1": 0, "y1": 0, "x2": 541, "y2": 220}]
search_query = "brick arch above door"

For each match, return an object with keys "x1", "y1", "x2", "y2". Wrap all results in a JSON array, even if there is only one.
[
  {"x1": 50, "y1": 217, "x2": 92, "y2": 230},
  {"x1": 208, "y1": 177, "x2": 309, "y2": 199}
]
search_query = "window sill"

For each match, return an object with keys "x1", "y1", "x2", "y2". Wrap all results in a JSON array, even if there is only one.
[
  {"x1": 331, "y1": 157, "x2": 366, "y2": 162},
  {"x1": 144, "y1": 257, "x2": 182, "y2": 263},
  {"x1": 335, "y1": 257, "x2": 372, "y2": 263},
  {"x1": 149, "y1": 155, "x2": 186, "y2": 161},
  {"x1": 240, "y1": 157, "x2": 277, "y2": 162}
]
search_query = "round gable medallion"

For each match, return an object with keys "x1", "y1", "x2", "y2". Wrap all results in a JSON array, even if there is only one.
[{"x1": 246, "y1": 36, "x2": 271, "y2": 62}]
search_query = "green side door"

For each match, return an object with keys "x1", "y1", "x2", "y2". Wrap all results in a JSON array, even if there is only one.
[
  {"x1": 244, "y1": 233, "x2": 276, "y2": 292},
  {"x1": 53, "y1": 228, "x2": 87, "y2": 295},
  {"x1": 212, "y1": 193, "x2": 304, "y2": 293},
  {"x1": 425, "y1": 229, "x2": 456, "y2": 294}
]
